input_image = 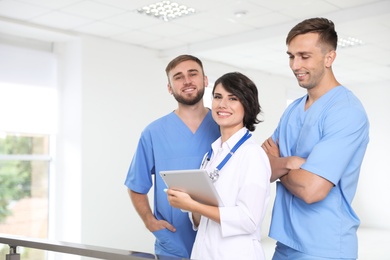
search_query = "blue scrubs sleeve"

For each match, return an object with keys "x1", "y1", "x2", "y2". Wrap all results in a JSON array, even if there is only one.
[{"x1": 124, "y1": 129, "x2": 154, "y2": 194}]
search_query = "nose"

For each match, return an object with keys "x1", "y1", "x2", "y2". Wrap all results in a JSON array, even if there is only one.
[
  {"x1": 183, "y1": 75, "x2": 191, "y2": 85},
  {"x1": 290, "y1": 58, "x2": 300, "y2": 71},
  {"x1": 218, "y1": 97, "x2": 228, "y2": 108}
]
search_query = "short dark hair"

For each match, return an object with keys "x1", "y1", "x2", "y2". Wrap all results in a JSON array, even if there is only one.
[
  {"x1": 286, "y1": 17, "x2": 338, "y2": 51},
  {"x1": 212, "y1": 72, "x2": 262, "y2": 131},
  {"x1": 165, "y1": 54, "x2": 205, "y2": 76}
]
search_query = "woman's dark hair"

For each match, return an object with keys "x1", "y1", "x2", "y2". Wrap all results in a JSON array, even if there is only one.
[
  {"x1": 212, "y1": 72, "x2": 262, "y2": 131},
  {"x1": 286, "y1": 17, "x2": 338, "y2": 51}
]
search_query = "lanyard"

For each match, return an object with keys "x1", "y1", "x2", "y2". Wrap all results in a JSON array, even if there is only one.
[{"x1": 204, "y1": 130, "x2": 252, "y2": 181}]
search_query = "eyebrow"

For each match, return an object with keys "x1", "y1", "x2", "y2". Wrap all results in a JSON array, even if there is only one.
[
  {"x1": 172, "y1": 69, "x2": 199, "y2": 78},
  {"x1": 286, "y1": 51, "x2": 312, "y2": 56},
  {"x1": 213, "y1": 92, "x2": 235, "y2": 97}
]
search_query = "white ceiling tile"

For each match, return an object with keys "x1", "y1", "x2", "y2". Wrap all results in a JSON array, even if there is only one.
[
  {"x1": 168, "y1": 12, "x2": 218, "y2": 29},
  {"x1": 0, "y1": 0, "x2": 389, "y2": 84},
  {"x1": 73, "y1": 21, "x2": 129, "y2": 37},
  {"x1": 93, "y1": 0, "x2": 157, "y2": 10},
  {"x1": 0, "y1": 0, "x2": 50, "y2": 20},
  {"x1": 325, "y1": 0, "x2": 380, "y2": 9},
  {"x1": 110, "y1": 30, "x2": 162, "y2": 45},
  {"x1": 139, "y1": 22, "x2": 195, "y2": 38},
  {"x1": 60, "y1": 0, "x2": 126, "y2": 20},
  {"x1": 15, "y1": 0, "x2": 83, "y2": 9},
  {"x1": 253, "y1": 0, "x2": 321, "y2": 12},
  {"x1": 278, "y1": 1, "x2": 340, "y2": 19},
  {"x1": 30, "y1": 11, "x2": 92, "y2": 30},
  {"x1": 142, "y1": 37, "x2": 186, "y2": 50},
  {"x1": 172, "y1": 0, "x2": 239, "y2": 11},
  {"x1": 169, "y1": 30, "x2": 219, "y2": 45},
  {"x1": 171, "y1": 10, "x2": 255, "y2": 36},
  {"x1": 209, "y1": 1, "x2": 272, "y2": 20},
  {"x1": 242, "y1": 12, "x2": 294, "y2": 28},
  {"x1": 103, "y1": 11, "x2": 163, "y2": 29},
  {"x1": 337, "y1": 18, "x2": 388, "y2": 38}
]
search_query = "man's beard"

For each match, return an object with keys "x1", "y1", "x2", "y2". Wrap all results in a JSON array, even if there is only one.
[{"x1": 173, "y1": 87, "x2": 205, "y2": 106}]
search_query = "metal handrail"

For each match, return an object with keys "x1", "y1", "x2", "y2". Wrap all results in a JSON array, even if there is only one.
[{"x1": 0, "y1": 233, "x2": 185, "y2": 260}]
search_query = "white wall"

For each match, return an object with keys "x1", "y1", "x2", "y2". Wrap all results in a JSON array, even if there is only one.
[
  {"x1": 350, "y1": 82, "x2": 390, "y2": 229},
  {"x1": 53, "y1": 38, "x2": 83, "y2": 245},
  {"x1": 80, "y1": 36, "x2": 169, "y2": 253},
  {"x1": 51, "y1": 33, "x2": 390, "y2": 257}
]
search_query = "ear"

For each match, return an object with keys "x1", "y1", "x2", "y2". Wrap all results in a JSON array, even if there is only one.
[
  {"x1": 167, "y1": 83, "x2": 173, "y2": 94},
  {"x1": 203, "y1": 75, "x2": 209, "y2": 88},
  {"x1": 325, "y1": 50, "x2": 336, "y2": 68}
]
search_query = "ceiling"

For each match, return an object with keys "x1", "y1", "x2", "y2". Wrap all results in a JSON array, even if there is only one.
[{"x1": 0, "y1": 0, "x2": 390, "y2": 86}]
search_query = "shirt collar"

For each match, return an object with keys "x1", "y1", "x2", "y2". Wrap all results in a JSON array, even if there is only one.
[{"x1": 212, "y1": 127, "x2": 248, "y2": 151}]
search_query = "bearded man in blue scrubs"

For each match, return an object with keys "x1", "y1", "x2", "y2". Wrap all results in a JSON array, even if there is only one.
[{"x1": 124, "y1": 54, "x2": 220, "y2": 258}]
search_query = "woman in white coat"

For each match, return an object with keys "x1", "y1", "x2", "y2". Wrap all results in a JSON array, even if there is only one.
[{"x1": 166, "y1": 72, "x2": 271, "y2": 260}]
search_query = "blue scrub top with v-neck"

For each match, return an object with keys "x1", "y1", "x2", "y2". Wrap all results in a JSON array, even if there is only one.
[
  {"x1": 269, "y1": 86, "x2": 369, "y2": 259},
  {"x1": 125, "y1": 110, "x2": 220, "y2": 258}
]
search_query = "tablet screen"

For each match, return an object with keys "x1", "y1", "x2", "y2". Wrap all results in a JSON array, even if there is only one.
[{"x1": 160, "y1": 169, "x2": 224, "y2": 207}]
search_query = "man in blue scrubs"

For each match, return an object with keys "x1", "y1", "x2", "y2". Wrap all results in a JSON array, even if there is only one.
[
  {"x1": 124, "y1": 55, "x2": 220, "y2": 258},
  {"x1": 262, "y1": 18, "x2": 369, "y2": 259}
]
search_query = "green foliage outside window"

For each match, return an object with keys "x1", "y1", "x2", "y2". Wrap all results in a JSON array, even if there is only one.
[{"x1": 0, "y1": 135, "x2": 34, "y2": 222}]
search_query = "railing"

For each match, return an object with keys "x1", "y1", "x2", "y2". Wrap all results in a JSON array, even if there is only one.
[{"x1": 0, "y1": 233, "x2": 184, "y2": 260}]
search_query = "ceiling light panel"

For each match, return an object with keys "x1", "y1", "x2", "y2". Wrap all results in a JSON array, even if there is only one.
[
  {"x1": 338, "y1": 36, "x2": 364, "y2": 48},
  {"x1": 137, "y1": 1, "x2": 196, "y2": 22}
]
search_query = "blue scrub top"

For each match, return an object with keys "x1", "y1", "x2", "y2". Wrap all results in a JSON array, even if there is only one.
[
  {"x1": 270, "y1": 86, "x2": 369, "y2": 258},
  {"x1": 125, "y1": 110, "x2": 220, "y2": 258}
]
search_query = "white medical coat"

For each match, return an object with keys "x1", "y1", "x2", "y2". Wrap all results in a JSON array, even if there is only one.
[{"x1": 190, "y1": 127, "x2": 271, "y2": 260}]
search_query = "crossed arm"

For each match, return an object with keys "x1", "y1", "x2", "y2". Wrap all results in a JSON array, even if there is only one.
[{"x1": 261, "y1": 137, "x2": 334, "y2": 204}]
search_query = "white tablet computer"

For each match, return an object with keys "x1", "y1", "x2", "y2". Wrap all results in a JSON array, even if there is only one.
[{"x1": 160, "y1": 169, "x2": 224, "y2": 207}]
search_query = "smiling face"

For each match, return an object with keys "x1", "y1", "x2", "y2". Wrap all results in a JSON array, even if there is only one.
[
  {"x1": 212, "y1": 83, "x2": 244, "y2": 135},
  {"x1": 167, "y1": 60, "x2": 208, "y2": 106},
  {"x1": 287, "y1": 33, "x2": 332, "y2": 90}
]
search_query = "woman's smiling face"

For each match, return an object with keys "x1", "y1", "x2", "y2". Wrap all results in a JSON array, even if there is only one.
[{"x1": 212, "y1": 83, "x2": 244, "y2": 133}]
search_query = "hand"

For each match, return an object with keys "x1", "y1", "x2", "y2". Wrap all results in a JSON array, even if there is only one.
[
  {"x1": 129, "y1": 189, "x2": 176, "y2": 233},
  {"x1": 287, "y1": 156, "x2": 306, "y2": 170},
  {"x1": 166, "y1": 189, "x2": 195, "y2": 212},
  {"x1": 262, "y1": 137, "x2": 280, "y2": 157},
  {"x1": 145, "y1": 214, "x2": 176, "y2": 233}
]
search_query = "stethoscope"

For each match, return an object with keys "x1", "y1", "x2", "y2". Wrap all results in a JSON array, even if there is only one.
[{"x1": 201, "y1": 130, "x2": 252, "y2": 182}]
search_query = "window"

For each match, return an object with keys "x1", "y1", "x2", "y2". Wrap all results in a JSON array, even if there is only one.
[
  {"x1": 0, "y1": 83, "x2": 56, "y2": 259},
  {"x1": 0, "y1": 35, "x2": 57, "y2": 259},
  {"x1": 0, "y1": 133, "x2": 51, "y2": 258}
]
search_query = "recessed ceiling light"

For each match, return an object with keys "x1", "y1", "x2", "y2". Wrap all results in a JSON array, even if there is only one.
[
  {"x1": 234, "y1": 10, "x2": 247, "y2": 18},
  {"x1": 137, "y1": 1, "x2": 196, "y2": 22},
  {"x1": 338, "y1": 36, "x2": 364, "y2": 48}
]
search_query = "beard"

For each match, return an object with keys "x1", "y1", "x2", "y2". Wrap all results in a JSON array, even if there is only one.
[
  {"x1": 298, "y1": 81, "x2": 316, "y2": 90},
  {"x1": 172, "y1": 87, "x2": 205, "y2": 106}
]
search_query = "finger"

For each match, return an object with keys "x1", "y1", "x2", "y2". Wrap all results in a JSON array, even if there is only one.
[
  {"x1": 165, "y1": 223, "x2": 176, "y2": 232},
  {"x1": 262, "y1": 139, "x2": 272, "y2": 150},
  {"x1": 266, "y1": 137, "x2": 274, "y2": 147},
  {"x1": 161, "y1": 220, "x2": 176, "y2": 232}
]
